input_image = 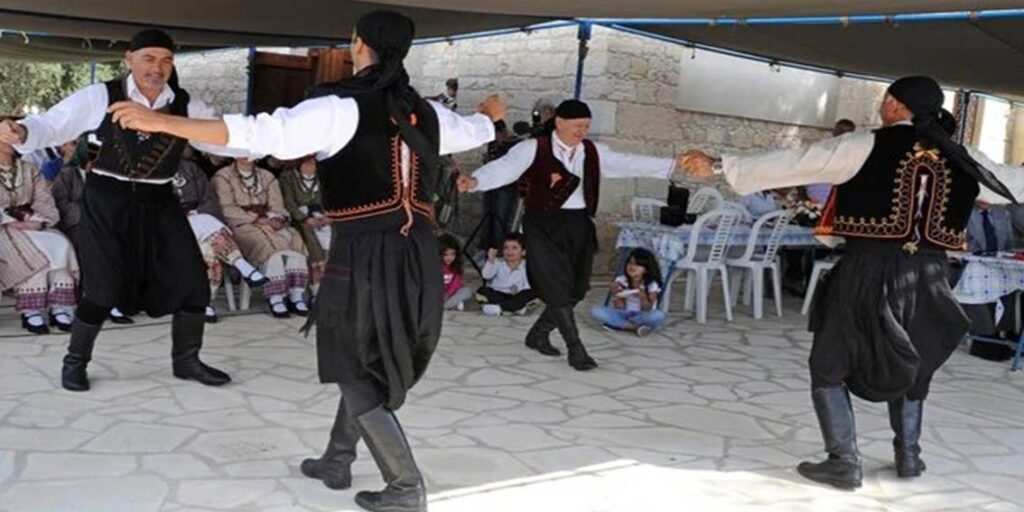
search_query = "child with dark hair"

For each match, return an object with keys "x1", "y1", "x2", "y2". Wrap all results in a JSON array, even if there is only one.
[
  {"x1": 440, "y1": 233, "x2": 473, "y2": 311},
  {"x1": 591, "y1": 248, "x2": 667, "y2": 336},
  {"x1": 477, "y1": 233, "x2": 537, "y2": 316}
]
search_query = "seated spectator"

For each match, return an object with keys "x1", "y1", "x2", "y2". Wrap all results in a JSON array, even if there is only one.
[
  {"x1": 960, "y1": 200, "x2": 1019, "y2": 361},
  {"x1": 440, "y1": 233, "x2": 473, "y2": 311},
  {"x1": 591, "y1": 248, "x2": 666, "y2": 337},
  {"x1": 213, "y1": 157, "x2": 309, "y2": 319},
  {"x1": 173, "y1": 152, "x2": 268, "y2": 323},
  {"x1": 0, "y1": 146, "x2": 79, "y2": 334},
  {"x1": 279, "y1": 155, "x2": 330, "y2": 296},
  {"x1": 477, "y1": 233, "x2": 536, "y2": 316}
]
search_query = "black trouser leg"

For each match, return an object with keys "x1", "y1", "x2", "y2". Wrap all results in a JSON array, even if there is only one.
[
  {"x1": 889, "y1": 396, "x2": 926, "y2": 478},
  {"x1": 301, "y1": 386, "x2": 361, "y2": 490},
  {"x1": 500, "y1": 290, "x2": 538, "y2": 312},
  {"x1": 548, "y1": 305, "x2": 597, "y2": 371},
  {"x1": 796, "y1": 385, "x2": 863, "y2": 489},
  {"x1": 171, "y1": 310, "x2": 231, "y2": 386},
  {"x1": 61, "y1": 318, "x2": 103, "y2": 392},
  {"x1": 353, "y1": 406, "x2": 427, "y2": 512}
]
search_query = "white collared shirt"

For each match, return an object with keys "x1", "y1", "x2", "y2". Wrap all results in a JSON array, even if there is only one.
[
  {"x1": 470, "y1": 132, "x2": 677, "y2": 208},
  {"x1": 15, "y1": 74, "x2": 232, "y2": 184},
  {"x1": 719, "y1": 120, "x2": 1024, "y2": 204},
  {"x1": 221, "y1": 96, "x2": 495, "y2": 186}
]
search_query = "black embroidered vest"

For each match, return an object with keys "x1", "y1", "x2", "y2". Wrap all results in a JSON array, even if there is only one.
[
  {"x1": 817, "y1": 125, "x2": 979, "y2": 252},
  {"x1": 316, "y1": 91, "x2": 440, "y2": 235},
  {"x1": 94, "y1": 78, "x2": 190, "y2": 181},
  {"x1": 516, "y1": 136, "x2": 601, "y2": 217}
]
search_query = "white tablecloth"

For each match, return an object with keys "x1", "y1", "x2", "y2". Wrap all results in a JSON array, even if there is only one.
[{"x1": 952, "y1": 254, "x2": 1024, "y2": 305}]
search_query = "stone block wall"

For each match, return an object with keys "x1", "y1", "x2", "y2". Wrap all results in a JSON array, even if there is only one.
[{"x1": 175, "y1": 48, "x2": 251, "y2": 115}]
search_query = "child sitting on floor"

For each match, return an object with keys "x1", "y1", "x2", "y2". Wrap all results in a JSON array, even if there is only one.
[
  {"x1": 591, "y1": 248, "x2": 667, "y2": 337},
  {"x1": 440, "y1": 233, "x2": 474, "y2": 311},
  {"x1": 477, "y1": 233, "x2": 537, "y2": 316}
]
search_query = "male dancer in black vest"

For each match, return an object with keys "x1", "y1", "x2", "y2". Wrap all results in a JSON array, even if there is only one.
[
  {"x1": 0, "y1": 29, "x2": 264, "y2": 391},
  {"x1": 458, "y1": 100, "x2": 688, "y2": 371},
  {"x1": 105, "y1": 12, "x2": 502, "y2": 512},
  {"x1": 682, "y1": 76, "x2": 1021, "y2": 489}
]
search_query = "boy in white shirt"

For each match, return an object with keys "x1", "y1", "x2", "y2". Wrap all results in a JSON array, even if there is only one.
[{"x1": 477, "y1": 233, "x2": 537, "y2": 315}]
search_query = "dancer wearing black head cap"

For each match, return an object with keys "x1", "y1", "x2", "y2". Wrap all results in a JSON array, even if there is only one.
[
  {"x1": 458, "y1": 99, "x2": 689, "y2": 371},
  {"x1": 683, "y1": 76, "x2": 1022, "y2": 490},
  {"x1": 107, "y1": 11, "x2": 503, "y2": 512},
  {"x1": 0, "y1": 28, "x2": 255, "y2": 392}
]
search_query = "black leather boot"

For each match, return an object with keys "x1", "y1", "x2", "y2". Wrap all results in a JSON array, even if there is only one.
[
  {"x1": 61, "y1": 319, "x2": 101, "y2": 392},
  {"x1": 889, "y1": 397, "x2": 926, "y2": 478},
  {"x1": 549, "y1": 306, "x2": 597, "y2": 371},
  {"x1": 301, "y1": 396, "x2": 360, "y2": 490},
  {"x1": 524, "y1": 307, "x2": 561, "y2": 356},
  {"x1": 796, "y1": 385, "x2": 863, "y2": 490},
  {"x1": 171, "y1": 311, "x2": 231, "y2": 386},
  {"x1": 354, "y1": 406, "x2": 427, "y2": 512}
]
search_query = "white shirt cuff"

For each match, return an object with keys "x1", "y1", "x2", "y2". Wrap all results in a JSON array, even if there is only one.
[{"x1": 223, "y1": 114, "x2": 256, "y2": 156}]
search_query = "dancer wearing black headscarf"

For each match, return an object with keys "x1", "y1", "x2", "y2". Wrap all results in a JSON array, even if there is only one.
[
  {"x1": 683, "y1": 76, "x2": 1022, "y2": 490},
  {"x1": 108, "y1": 11, "x2": 503, "y2": 512},
  {"x1": 0, "y1": 28, "x2": 244, "y2": 392}
]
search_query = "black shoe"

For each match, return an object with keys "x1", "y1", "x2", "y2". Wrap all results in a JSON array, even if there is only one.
[
  {"x1": 269, "y1": 300, "x2": 291, "y2": 319},
  {"x1": 108, "y1": 313, "x2": 135, "y2": 325},
  {"x1": 567, "y1": 343, "x2": 598, "y2": 371},
  {"x1": 301, "y1": 396, "x2": 360, "y2": 490},
  {"x1": 889, "y1": 397, "x2": 927, "y2": 478},
  {"x1": 22, "y1": 314, "x2": 50, "y2": 335},
  {"x1": 171, "y1": 311, "x2": 231, "y2": 386},
  {"x1": 205, "y1": 313, "x2": 219, "y2": 324},
  {"x1": 288, "y1": 299, "x2": 310, "y2": 317},
  {"x1": 62, "y1": 319, "x2": 101, "y2": 392},
  {"x1": 49, "y1": 312, "x2": 73, "y2": 332},
  {"x1": 244, "y1": 269, "x2": 270, "y2": 288},
  {"x1": 354, "y1": 406, "x2": 427, "y2": 512},
  {"x1": 797, "y1": 385, "x2": 862, "y2": 489}
]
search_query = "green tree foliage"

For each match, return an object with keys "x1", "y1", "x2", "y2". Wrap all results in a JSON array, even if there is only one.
[{"x1": 0, "y1": 61, "x2": 121, "y2": 115}]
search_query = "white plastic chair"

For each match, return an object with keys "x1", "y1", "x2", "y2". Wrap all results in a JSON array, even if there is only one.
[
  {"x1": 662, "y1": 207, "x2": 741, "y2": 323},
  {"x1": 631, "y1": 197, "x2": 667, "y2": 223},
  {"x1": 727, "y1": 209, "x2": 793, "y2": 319},
  {"x1": 687, "y1": 187, "x2": 724, "y2": 215},
  {"x1": 720, "y1": 200, "x2": 753, "y2": 222},
  {"x1": 801, "y1": 259, "x2": 838, "y2": 315}
]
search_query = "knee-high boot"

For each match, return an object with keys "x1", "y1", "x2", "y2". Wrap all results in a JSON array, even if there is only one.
[
  {"x1": 171, "y1": 311, "x2": 231, "y2": 386},
  {"x1": 524, "y1": 306, "x2": 560, "y2": 356},
  {"x1": 61, "y1": 319, "x2": 102, "y2": 392},
  {"x1": 353, "y1": 406, "x2": 427, "y2": 512},
  {"x1": 889, "y1": 396, "x2": 926, "y2": 478},
  {"x1": 796, "y1": 385, "x2": 863, "y2": 489},
  {"x1": 301, "y1": 396, "x2": 361, "y2": 489},
  {"x1": 548, "y1": 306, "x2": 597, "y2": 371}
]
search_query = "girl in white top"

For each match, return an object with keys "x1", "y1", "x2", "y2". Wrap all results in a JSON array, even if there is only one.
[{"x1": 590, "y1": 248, "x2": 667, "y2": 336}]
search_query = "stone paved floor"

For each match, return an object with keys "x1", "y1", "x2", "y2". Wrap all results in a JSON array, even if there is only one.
[{"x1": 0, "y1": 290, "x2": 1022, "y2": 512}]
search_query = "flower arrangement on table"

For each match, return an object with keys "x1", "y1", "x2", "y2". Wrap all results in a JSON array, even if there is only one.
[{"x1": 781, "y1": 197, "x2": 823, "y2": 227}]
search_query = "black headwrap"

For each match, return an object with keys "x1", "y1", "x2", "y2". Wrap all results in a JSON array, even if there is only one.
[
  {"x1": 888, "y1": 76, "x2": 1015, "y2": 202},
  {"x1": 128, "y1": 29, "x2": 175, "y2": 52},
  {"x1": 310, "y1": 10, "x2": 439, "y2": 176},
  {"x1": 555, "y1": 99, "x2": 592, "y2": 120}
]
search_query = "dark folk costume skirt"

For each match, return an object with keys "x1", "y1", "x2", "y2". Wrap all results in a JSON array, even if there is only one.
[
  {"x1": 314, "y1": 217, "x2": 443, "y2": 411},
  {"x1": 522, "y1": 209, "x2": 597, "y2": 308},
  {"x1": 809, "y1": 240, "x2": 969, "y2": 402},
  {"x1": 78, "y1": 174, "x2": 209, "y2": 317}
]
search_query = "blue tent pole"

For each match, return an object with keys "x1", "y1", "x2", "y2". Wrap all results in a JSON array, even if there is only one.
[{"x1": 574, "y1": 21, "x2": 592, "y2": 100}]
